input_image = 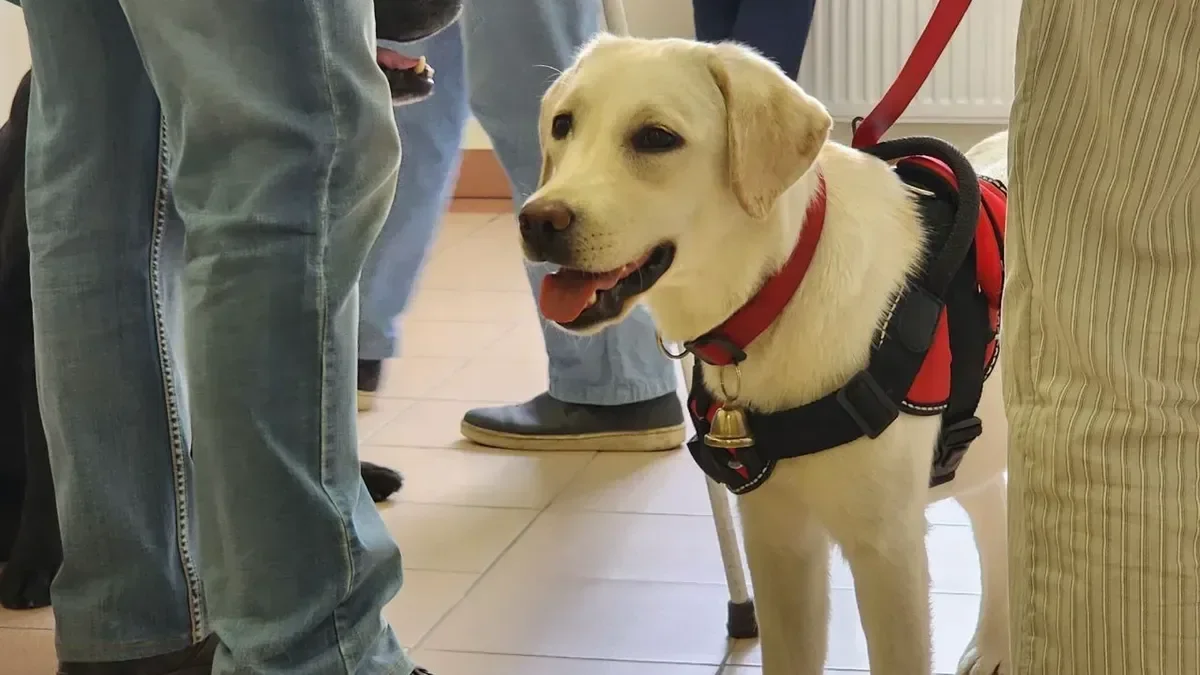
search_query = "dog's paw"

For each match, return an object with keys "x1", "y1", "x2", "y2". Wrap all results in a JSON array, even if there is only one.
[
  {"x1": 0, "y1": 558, "x2": 54, "y2": 610},
  {"x1": 361, "y1": 461, "x2": 404, "y2": 503},
  {"x1": 956, "y1": 634, "x2": 1006, "y2": 675}
]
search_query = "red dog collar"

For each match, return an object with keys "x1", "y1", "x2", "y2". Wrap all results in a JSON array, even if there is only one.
[{"x1": 685, "y1": 173, "x2": 827, "y2": 366}]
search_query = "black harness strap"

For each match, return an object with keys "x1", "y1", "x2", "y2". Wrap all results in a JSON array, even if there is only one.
[
  {"x1": 687, "y1": 280, "x2": 945, "y2": 494},
  {"x1": 687, "y1": 138, "x2": 991, "y2": 495}
]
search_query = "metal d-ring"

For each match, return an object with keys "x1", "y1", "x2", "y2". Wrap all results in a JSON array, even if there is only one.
[
  {"x1": 656, "y1": 334, "x2": 690, "y2": 360},
  {"x1": 718, "y1": 363, "x2": 743, "y2": 404}
]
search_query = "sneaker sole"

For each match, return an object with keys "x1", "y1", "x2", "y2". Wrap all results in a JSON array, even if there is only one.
[
  {"x1": 357, "y1": 391, "x2": 376, "y2": 412},
  {"x1": 460, "y1": 421, "x2": 686, "y2": 452}
]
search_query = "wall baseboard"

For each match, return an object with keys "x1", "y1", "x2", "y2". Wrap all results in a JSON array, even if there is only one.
[{"x1": 454, "y1": 148, "x2": 510, "y2": 200}]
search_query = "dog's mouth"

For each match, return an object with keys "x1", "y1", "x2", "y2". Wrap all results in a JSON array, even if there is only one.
[
  {"x1": 538, "y1": 243, "x2": 676, "y2": 331},
  {"x1": 377, "y1": 48, "x2": 435, "y2": 105}
]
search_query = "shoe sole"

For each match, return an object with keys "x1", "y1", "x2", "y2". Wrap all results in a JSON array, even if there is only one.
[
  {"x1": 460, "y1": 421, "x2": 686, "y2": 452},
  {"x1": 357, "y1": 391, "x2": 376, "y2": 412}
]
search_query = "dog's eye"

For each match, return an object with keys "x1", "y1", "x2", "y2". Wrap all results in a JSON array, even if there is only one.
[
  {"x1": 630, "y1": 125, "x2": 683, "y2": 153},
  {"x1": 551, "y1": 113, "x2": 573, "y2": 140}
]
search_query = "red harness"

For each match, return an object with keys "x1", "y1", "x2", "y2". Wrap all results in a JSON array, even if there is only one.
[{"x1": 684, "y1": 0, "x2": 1008, "y2": 494}]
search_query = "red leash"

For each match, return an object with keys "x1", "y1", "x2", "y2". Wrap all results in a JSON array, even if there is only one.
[
  {"x1": 685, "y1": 0, "x2": 973, "y2": 367},
  {"x1": 850, "y1": 0, "x2": 974, "y2": 149}
]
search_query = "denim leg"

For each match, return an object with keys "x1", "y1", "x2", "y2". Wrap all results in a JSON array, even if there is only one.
[
  {"x1": 25, "y1": 0, "x2": 411, "y2": 672},
  {"x1": 22, "y1": 0, "x2": 202, "y2": 661},
  {"x1": 461, "y1": 0, "x2": 677, "y2": 405},
  {"x1": 692, "y1": 0, "x2": 741, "y2": 42},
  {"x1": 360, "y1": 25, "x2": 470, "y2": 361},
  {"x1": 730, "y1": 0, "x2": 816, "y2": 80},
  {"x1": 692, "y1": 0, "x2": 816, "y2": 80}
]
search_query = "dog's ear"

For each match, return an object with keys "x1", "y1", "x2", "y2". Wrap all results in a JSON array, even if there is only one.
[{"x1": 707, "y1": 44, "x2": 832, "y2": 219}]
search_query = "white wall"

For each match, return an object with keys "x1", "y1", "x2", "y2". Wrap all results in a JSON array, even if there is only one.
[
  {"x1": 458, "y1": 0, "x2": 1001, "y2": 149},
  {"x1": 0, "y1": 0, "x2": 1000, "y2": 149},
  {"x1": 0, "y1": 3, "x2": 31, "y2": 123}
]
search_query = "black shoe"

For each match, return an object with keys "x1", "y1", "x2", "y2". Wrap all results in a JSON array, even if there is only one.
[
  {"x1": 460, "y1": 392, "x2": 685, "y2": 451},
  {"x1": 58, "y1": 635, "x2": 218, "y2": 675},
  {"x1": 358, "y1": 359, "x2": 383, "y2": 412}
]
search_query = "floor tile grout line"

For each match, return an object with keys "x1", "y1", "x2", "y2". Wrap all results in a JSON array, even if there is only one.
[
  {"x1": 416, "y1": 647, "x2": 729, "y2": 670},
  {"x1": 396, "y1": 563, "x2": 985, "y2": 596},
  {"x1": 408, "y1": 483, "x2": 571, "y2": 652},
  {"x1": 414, "y1": 320, "x2": 535, "y2": 397},
  {"x1": 357, "y1": 404, "x2": 411, "y2": 445}
]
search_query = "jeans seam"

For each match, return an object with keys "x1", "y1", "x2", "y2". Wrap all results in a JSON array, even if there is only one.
[
  {"x1": 302, "y1": 0, "x2": 357, "y2": 671},
  {"x1": 151, "y1": 116, "x2": 205, "y2": 642}
]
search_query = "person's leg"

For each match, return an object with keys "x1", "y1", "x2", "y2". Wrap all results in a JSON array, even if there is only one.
[
  {"x1": 24, "y1": 0, "x2": 414, "y2": 673},
  {"x1": 729, "y1": 0, "x2": 815, "y2": 80},
  {"x1": 456, "y1": 0, "x2": 683, "y2": 453},
  {"x1": 358, "y1": 24, "x2": 469, "y2": 410},
  {"x1": 22, "y1": 0, "x2": 205, "y2": 661},
  {"x1": 691, "y1": 0, "x2": 741, "y2": 42},
  {"x1": 692, "y1": 0, "x2": 815, "y2": 80},
  {"x1": 1005, "y1": 0, "x2": 1200, "y2": 671}
]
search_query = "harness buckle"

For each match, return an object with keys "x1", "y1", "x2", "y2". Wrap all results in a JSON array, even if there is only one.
[
  {"x1": 835, "y1": 371, "x2": 900, "y2": 439},
  {"x1": 930, "y1": 416, "x2": 982, "y2": 486}
]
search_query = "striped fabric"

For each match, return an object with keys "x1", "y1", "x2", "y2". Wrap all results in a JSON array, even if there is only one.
[{"x1": 1005, "y1": 0, "x2": 1200, "y2": 672}]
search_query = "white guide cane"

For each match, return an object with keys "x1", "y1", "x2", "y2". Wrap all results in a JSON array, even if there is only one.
[{"x1": 598, "y1": 1, "x2": 756, "y2": 638}]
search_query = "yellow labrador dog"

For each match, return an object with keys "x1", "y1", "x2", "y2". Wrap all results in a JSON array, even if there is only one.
[{"x1": 520, "y1": 35, "x2": 1010, "y2": 675}]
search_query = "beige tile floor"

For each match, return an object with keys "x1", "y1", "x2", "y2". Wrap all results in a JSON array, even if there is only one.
[{"x1": 0, "y1": 209, "x2": 986, "y2": 674}]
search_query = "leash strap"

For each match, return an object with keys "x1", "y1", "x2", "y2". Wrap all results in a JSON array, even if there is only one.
[{"x1": 850, "y1": 0, "x2": 974, "y2": 149}]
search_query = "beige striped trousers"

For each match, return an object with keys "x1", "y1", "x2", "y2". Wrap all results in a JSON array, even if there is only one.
[{"x1": 1005, "y1": 0, "x2": 1200, "y2": 672}]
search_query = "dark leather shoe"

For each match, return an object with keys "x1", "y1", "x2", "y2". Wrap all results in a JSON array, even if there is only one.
[
  {"x1": 58, "y1": 635, "x2": 217, "y2": 675},
  {"x1": 461, "y1": 392, "x2": 685, "y2": 451},
  {"x1": 357, "y1": 359, "x2": 383, "y2": 412}
]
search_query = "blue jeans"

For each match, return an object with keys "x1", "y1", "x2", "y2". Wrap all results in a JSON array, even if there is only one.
[
  {"x1": 359, "y1": 0, "x2": 677, "y2": 406},
  {"x1": 691, "y1": 0, "x2": 817, "y2": 80},
  {"x1": 21, "y1": 0, "x2": 410, "y2": 673}
]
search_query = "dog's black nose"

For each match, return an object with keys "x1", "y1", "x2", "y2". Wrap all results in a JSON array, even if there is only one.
[{"x1": 519, "y1": 200, "x2": 575, "y2": 251}]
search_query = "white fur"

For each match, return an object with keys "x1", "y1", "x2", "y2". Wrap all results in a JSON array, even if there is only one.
[{"x1": 526, "y1": 35, "x2": 1010, "y2": 675}]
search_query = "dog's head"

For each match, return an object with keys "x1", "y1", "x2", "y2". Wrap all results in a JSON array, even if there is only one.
[
  {"x1": 374, "y1": 0, "x2": 461, "y2": 104},
  {"x1": 375, "y1": 0, "x2": 461, "y2": 44},
  {"x1": 522, "y1": 36, "x2": 832, "y2": 333}
]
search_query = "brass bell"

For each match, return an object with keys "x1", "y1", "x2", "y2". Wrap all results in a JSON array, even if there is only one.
[{"x1": 704, "y1": 405, "x2": 755, "y2": 449}]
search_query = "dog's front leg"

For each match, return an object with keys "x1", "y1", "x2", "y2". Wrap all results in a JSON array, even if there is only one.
[
  {"x1": 954, "y1": 477, "x2": 1009, "y2": 675},
  {"x1": 739, "y1": 487, "x2": 830, "y2": 675},
  {"x1": 831, "y1": 498, "x2": 931, "y2": 675}
]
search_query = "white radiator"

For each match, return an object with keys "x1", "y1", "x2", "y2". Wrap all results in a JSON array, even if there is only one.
[{"x1": 797, "y1": 0, "x2": 1019, "y2": 124}]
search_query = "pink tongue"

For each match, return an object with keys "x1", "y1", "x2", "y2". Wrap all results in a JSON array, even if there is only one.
[{"x1": 539, "y1": 269, "x2": 626, "y2": 323}]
